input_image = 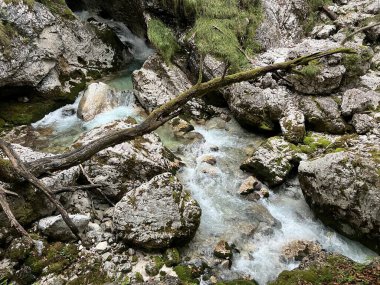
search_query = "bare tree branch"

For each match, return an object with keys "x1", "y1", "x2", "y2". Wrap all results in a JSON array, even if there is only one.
[
  {"x1": 341, "y1": 22, "x2": 380, "y2": 45},
  {"x1": 18, "y1": 48, "x2": 355, "y2": 179},
  {"x1": 0, "y1": 185, "x2": 32, "y2": 243},
  {"x1": 0, "y1": 139, "x2": 82, "y2": 240}
]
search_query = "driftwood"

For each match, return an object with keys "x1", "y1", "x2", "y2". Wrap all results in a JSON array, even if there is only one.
[{"x1": 0, "y1": 47, "x2": 355, "y2": 239}]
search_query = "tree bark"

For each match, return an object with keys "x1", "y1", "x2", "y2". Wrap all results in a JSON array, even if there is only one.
[
  {"x1": 20, "y1": 48, "x2": 355, "y2": 178},
  {"x1": 0, "y1": 47, "x2": 355, "y2": 240}
]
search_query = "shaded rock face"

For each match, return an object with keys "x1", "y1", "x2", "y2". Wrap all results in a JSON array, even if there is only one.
[
  {"x1": 80, "y1": 0, "x2": 147, "y2": 37},
  {"x1": 113, "y1": 173, "x2": 201, "y2": 249},
  {"x1": 0, "y1": 144, "x2": 80, "y2": 237},
  {"x1": 241, "y1": 137, "x2": 302, "y2": 187},
  {"x1": 74, "y1": 119, "x2": 180, "y2": 200},
  {"x1": 0, "y1": 1, "x2": 118, "y2": 91},
  {"x1": 299, "y1": 148, "x2": 380, "y2": 253}
]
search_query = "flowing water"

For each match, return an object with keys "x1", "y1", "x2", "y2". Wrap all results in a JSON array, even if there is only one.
[{"x1": 30, "y1": 14, "x2": 377, "y2": 285}]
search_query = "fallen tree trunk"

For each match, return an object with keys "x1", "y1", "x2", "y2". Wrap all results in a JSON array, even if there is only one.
[
  {"x1": 0, "y1": 47, "x2": 355, "y2": 238},
  {"x1": 25, "y1": 48, "x2": 354, "y2": 177}
]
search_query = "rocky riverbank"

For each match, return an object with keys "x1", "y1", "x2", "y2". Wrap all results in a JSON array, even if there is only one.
[{"x1": 0, "y1": 0, "x2": 379, "y2": 284}]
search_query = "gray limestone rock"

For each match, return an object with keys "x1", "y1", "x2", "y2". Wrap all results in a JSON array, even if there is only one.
[
  {"x1": 113, "y1": 173, "x2": 201, "y2": 249},
  {"x1": 299, "y1": 146, "x2": 380, "y2": 253},
  {"x1": 38, "y1": 214, "x2": 90, "y2": 241}
]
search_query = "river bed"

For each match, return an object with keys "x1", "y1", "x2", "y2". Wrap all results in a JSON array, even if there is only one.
[{"x1": 30, "y1": 15, "x2": 377, "y2": 285}]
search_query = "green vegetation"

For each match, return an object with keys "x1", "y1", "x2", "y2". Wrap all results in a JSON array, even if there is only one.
[
  {"x1": 302, "y1": 0, "x2": 332, "y2": 34},
  {"x1": 173, "y1": 265, "x2": 198, "y2": 285},
  {"x1": 269, "y1": 255, "x2": 379, "y2": 285},
  {"x1": 25, "y1": 242, "x2": 78, "y2": 276},
  {"x1": 188, "y1": 0, "x2": 263, "y2": 71},
  {"x1": 0, "y1": 20, "x2": 17, "y2": 53},
  {"x1": 36, "y1": 0, "x2": 74, "y2": 19},
  {"x1": 4, "y1": 0, "x2": 35, "y2": 8},
  {"x1": 147, "y1": 18, "x2": 180, "y2": 64},
  {"x1": 297, "y1": 60, "x2": 321, "y2": 79},
  {"x1": 343, "y1": 47, "x2": 373, "y2": 77},
  {"x1": 0, "y1": 99, "x2": 61, "y2": 126},
  {"x1": 153, "y1": 0, "x2": 263, "y2": 70}
]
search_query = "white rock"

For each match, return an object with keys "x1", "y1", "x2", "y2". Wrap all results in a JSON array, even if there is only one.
[
  {"x1": 95, "y1": 241, "x2": 109, "y2": 252},
  {"x1": 38, "y1": 214, "x2": 90, "y2": 241}
]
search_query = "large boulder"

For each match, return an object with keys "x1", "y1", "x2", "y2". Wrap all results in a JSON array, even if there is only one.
[
  {"x1": 341, "y1": 88, "x2": 380, "y2": 117},
  {"x1": 77, "y1": 82, "x2": 131, "y2": 121},
  {"x1": 133, "y1": 54, "x2": 214, "y2": 118},
  {"x1": 37, "y1": 214, "x2": 90, "y2": 241},
  {"x1": 241, "y1": 137, "x2": 303, "y2": 186},
  {"x1": 113, "y1": 173, "x2": 201, "y2": 249},
  {"x1": 299, "y1": 143, "x2": 380, "y2": 253},
  {"x1": 0, "y1": 1, "x2": 119, "y2": 92},
  {"x1": 74, "y1": 119, "x2": 181, "y2": 200},
  {"x1": 300, "y1": 96, "x2": 348, "y2": 134}
]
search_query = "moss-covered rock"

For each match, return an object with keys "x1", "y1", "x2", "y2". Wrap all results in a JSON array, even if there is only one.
[
  {"x1": 270, "y1": 255, "x2": 380, "y2": 285},
  {"x1": 241, "y1": 137, "x2": 302, "y2": 187}
]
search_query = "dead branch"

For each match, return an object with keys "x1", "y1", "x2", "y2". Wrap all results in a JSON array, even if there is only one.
[
  {"x1": 341, "y1": 22, "x2": 380, "y2": 45},
  {"x1": 0, "y1": 185, "x2": 32, "y2": 243},
  {"x1": 79, "y1": 164, "x2": 115, "y2": 206},
  {"x1": 17, "y1": 48, "x2": 355, "y2": 179},
  {"x1": 53, "y1": 184, "x2": 104, "y2": 195},
  {"x1": 0, "y1": 48, "x2": 356, "y2": 238},
  {"x1": 320, "y1": 5, "x2": 338, "y2": 21},
  {"x1": 0, "y1": 139, "x2": 82, "y2": 240}
]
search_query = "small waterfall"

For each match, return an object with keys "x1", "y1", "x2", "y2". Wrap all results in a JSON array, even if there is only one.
[{"x1": 75, "y1": 11, "x2": 154, "y2": 61}]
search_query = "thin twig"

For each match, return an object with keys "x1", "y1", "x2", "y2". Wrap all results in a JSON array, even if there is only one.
[{"x1": 79, "y1": 164, "x2": 115, "y2": 206}]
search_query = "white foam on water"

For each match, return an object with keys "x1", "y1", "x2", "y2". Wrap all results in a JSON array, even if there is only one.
[
  {"x1": 158, "y1": 118, "x2": 377, "y2": 285},
  {"x1": 75, "y1": 11, "x2": 154, "y2": 61}
]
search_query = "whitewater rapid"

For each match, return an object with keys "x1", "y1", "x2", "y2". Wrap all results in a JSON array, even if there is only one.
[{"x1": 30, "y1": 14, "x2": 377, "y2": 285}]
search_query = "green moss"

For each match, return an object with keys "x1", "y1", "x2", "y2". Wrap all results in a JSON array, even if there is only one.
[
  {"x1": 36, "y1": 0, "x2": 75, "y2": 19},
  {"x1": 0, "y1": 20, "x2": 18, "y2": 58},
  {"x1": 135, "y1": 272, "x2": 144, "y2": 283},
  {"x1": 302, "y1": 0, "x2": 332, "y2": 34},
  {"x1": 147, "y1": 18, "x2": 180, "y2": 64},
  {"x1": 343, "y1": 48, "x2": 373, "y2": 77},
  {"x1": 259, "y1": 121, "x2": 274, "y2": 131},
  {"x1": 216, "y1": 280, "x2": 258, "y2": 285},
  {"x1": 297, "y1": 60, "x2": 321, "y2": 79},
  {"x1": 173, "y1": 265, "x2": 198, "y2": 285},
  {"x1": 165, "y1": 248, "x2": 181, "y2": 267},
  {"x1": 270, "y1": 255, "x2": 379, "y2": 285},
  {"x1": 25, "y1": 242, "x2": 79, "y2": 276},
  {"x1": 0, "y1": 99, "x2": 61, "y2": 126}
]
